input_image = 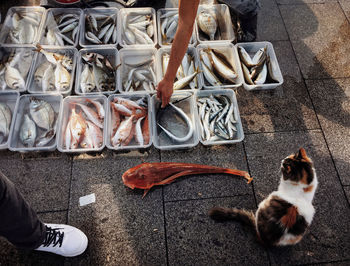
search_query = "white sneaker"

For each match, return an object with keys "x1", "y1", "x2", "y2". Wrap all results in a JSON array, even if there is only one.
[{"x1": 35, "y1": 224, "x2": 88, "y2": 257}]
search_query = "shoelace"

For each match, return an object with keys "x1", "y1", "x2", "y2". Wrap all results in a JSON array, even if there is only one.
[{"x1": 42, "y1": 226, "x2": 64, "y2": 248}]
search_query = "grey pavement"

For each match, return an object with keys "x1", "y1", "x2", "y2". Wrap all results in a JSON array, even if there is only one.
[{"x1": 0, "y1": 0, "x2": 350, "y2": 265}]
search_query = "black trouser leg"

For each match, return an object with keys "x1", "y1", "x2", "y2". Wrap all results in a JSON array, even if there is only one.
[{"x1": 0, "y1": 170, "x2": 45, "y2": 249}]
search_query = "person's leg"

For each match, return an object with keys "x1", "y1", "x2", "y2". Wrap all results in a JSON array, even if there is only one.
[{"x1": 0, "y1": 170, "x2": 45, "y2": 249}]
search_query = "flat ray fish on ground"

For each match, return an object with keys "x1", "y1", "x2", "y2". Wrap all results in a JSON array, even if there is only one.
[
  {"x1": 238, "y1": 46, "x2": 279, "y2": 85},
  {"x1": 84, "y1": 12, "x2": 117, "y2": 45},
  {"x1": 34, "y1": 45, "x2": 73, "y2": 93},
  {"x1": 0, "y1": 103, "x2": 12, "y2": 144},
  {"x1": 197, "y1": 94, "x2": 237, "y2": 142},
  {"x1": 121, "y1": 11, "x2": 155, "y2": 45},
  {"x1": 19, "y1": 97, "x2": 57, "y2": 148},
  {"x1": 0, "y1": 48, "x2": 32, "y2": 91},
  {"x1": 64, "y1": 99, "x2": 104, "y2": 150},
  {"x1": 80, "y1": 52, "x2": 116, "y2": 93},
  {"x1": 43, "y1": 12, "x2": 80, "y2": 46},
  {"x1": 110, "y1": 96, "x2": 149, "y2": 148}
]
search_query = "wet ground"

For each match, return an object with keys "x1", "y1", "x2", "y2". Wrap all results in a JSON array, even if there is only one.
[{"x1": 0, "y1": 0, "x2": 350, "y2": 265}]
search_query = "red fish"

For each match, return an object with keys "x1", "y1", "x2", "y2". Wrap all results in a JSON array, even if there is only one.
[{"x1": 122, "y1": 162, "x2": 253, "y2": 198}]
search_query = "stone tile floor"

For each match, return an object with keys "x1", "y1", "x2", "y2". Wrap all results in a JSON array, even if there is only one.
[{"x1": 0, "y1": 0, "x2": 350, "y2": 265}]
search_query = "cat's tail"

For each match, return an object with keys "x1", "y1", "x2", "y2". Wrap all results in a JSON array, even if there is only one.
[{"x1": 209, "y1": 207, "x2": 256, "y2": 229}]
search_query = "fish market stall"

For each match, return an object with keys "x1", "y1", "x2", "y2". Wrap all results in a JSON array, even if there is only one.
[
  {"x1": 8, "y1": 94, "x2": 62, "y2": 152},
  {"x1": 0, "y1": 91, "x2": 19, "y2": 150},
  {"x1": 57, "y1": 95, "x2": 107, "y2": 152}
]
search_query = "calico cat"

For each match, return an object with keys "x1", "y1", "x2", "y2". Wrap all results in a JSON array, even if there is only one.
[{"x1": 209, "y1": 148, "x2": 318, "y2": 246}]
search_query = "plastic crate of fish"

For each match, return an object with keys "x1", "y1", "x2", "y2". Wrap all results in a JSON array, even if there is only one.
[
  {"x1": 8, "y1": 94, "x2": 63, "y2": 152},
  {"x1": 236, "y1": 42, "x2": 284, "y2": 91},
  {"x1": 0, "y1": 91, "x2": 20, "y2": 150},
  {"x1": 57, "y1": 95, "x2": 107, "y2": 153},
  {"x1": 106, "y1": 94, "x2": 151, "y2": 151},
  {"x1": 27, "y1": 46, "x2": 77, "y2": 97},
  {"x1": 151, "y1": 91, "x2": 199, "y2": 150},
  {"x1": 156, "y1": 8, "x2": 196, "y2": 47},
  {"x1": 197, "y1": 43, "x2": 243, "y2": 90},
  {"x1": 156, "y1": 46, "x2": 203, "y2": 92},
  {"x1": 118, "y1": 47, "x2": 158, "y2": 94},
  {"x1": 194, "y1": 89, "x2": 244, "y2": 146},
  {"x1": 196, "y1": 4, "x2": 235, "y2": 44},
  {"x1": 80, "y1": 8, "x2": 118, "y2": 48},
  {"x1": 39, "y1": 8, "x2": 83, "y2": 48},
  {"x1": 0, "y1": 46, "x2": 36, "y2": 93},
  {"x1": 118, "y1": 7, "x2": 157, "y2": 48},
  {"x1": 75, "y1": 47, "x2": 119, "y2": 95},
  {"x1": 0, "y1": 6, "x2": 46, "y2": 46}
]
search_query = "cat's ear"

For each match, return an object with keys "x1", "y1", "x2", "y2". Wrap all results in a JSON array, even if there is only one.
[{"x1": 296, "y1": 148, "x2": 308, "y2": 160}]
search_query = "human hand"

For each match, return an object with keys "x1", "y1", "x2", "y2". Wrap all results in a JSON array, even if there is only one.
[{"x1": 156, "y1": 78, "x2": 174, "y2": 108}]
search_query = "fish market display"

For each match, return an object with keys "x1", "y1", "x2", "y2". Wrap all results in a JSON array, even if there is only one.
[
  {"x1": 0, "y1": 48, "x2": 33, "y2": 91},
  {"x1": 156, "y1": 96, "x2": 194, "y2": 143},
  {"x1": 0, "y1": 103, "x2": 12, "y2": 144},
  {"x1": 199, "y1": 48, "x2": 238, "y2": 87},
  {"x1": 64, "y1": 99, "x2": 104, "y2": 150},
  {"x1": 84, "y1": 11, "x2": 117, "y2": 45},
  {"x1": 121, "y1": 11, "x2": 155, "y2": 45},
  {"x1": 123, "y1": 162, "x2": 252, "y2": 197},
  {"x1": 4, "y1": 9, "x2": 43, "y2": 44},
  {"x1": 19, "y1": 97, "x2": 57, "y2": 148},
  {"x1": 162, "y1": 52, "x2": 199, "y2": 90},
  {"x1": 238, "y1": 46, "x2": 279, "y2": 85},
  {"x1": 42, "y1": 11, "x2": 81, "y2": 46},
  {"x1": 79, "y1": 52, "x2": 116, "y2": 93},
  {"x1": 197, "y1": 94, "x2": 237, "y2": 142},
  {"x1": 33, "y1": 45, "x2": 73, "y2": 93},
  {"x1": 110, "y1": 96, "x2": 149, "y2": 148},
  {"x1": 120, "y1": 55, "x2": 156, "y2": 93},
  {"x1": 197, "y1": 9, "x2": 220, "y2": 41}
]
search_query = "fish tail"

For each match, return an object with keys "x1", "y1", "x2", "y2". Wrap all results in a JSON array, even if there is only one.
[{"x1": 222, "y1": 168, "x2": 253, "y2": 184}]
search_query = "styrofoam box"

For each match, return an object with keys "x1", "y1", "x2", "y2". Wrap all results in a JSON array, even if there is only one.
[
  {"x1": 194, "y1": 89, "x2": 244, "y2": 146},
  {"x1": 9, "y1": 94, "x2": 63, "y2": 152},
  {"x1": 0, "y1": 6, "x2": 46, "y2": 46},
  {"x1": 40, "y1": 8, "x2": 83, "y2": 48},
  {"x1": 57, "y1": 95, "x2": 107, "y2": 153},
  {"x1": 118, "y1": 7, "x2": 157, "y2": 48},
  {"x1": 156, "y1": 8, "x2": 197, "y2": 47},
  {"x1": 0, "y1": 91, "x2": 20, "y2": 150},
  {"x1": 80, "y1": 8, "x2": 119, "y2": 48},
  {"x1": 196, "y1": 4, "x2": 235, "y2": 44},
  {"x1": 197, "y1": 43, "x2": 243, "y2": 89},
  {"x1": 236, "y1": 41, "x2": 284, "y2": 91},
  {"x1": 106, "y1": 93, "x2": 152, "y2": 151},
  {"x1": 75, "y1": 47, "x2": 119, "y2": 95},
  {"x1": 27, "y1": 47, "x2": 78, "y2": 97},
  {"x1": 151, "y1": 91, "x2": 199, "y2": 150},
  {"x1": 156, "y1": 46, "x2": 203, "y2": 91},
  {"x1": 0, "y1": 46, "x2": 36, "y2": 93},
  {"x1": 118, "y1": 47, "x2": 158, "y2": 94}
]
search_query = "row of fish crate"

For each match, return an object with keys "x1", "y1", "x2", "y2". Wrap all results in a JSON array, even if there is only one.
[
  {"x1": 0, "y1": 89, "x2": 244, "y2": 152},
  {"x1": 0, "y1": 41, "x2": 283, "y2": 96},
  {"x1": 0, "y1": 5, "x2": 235, "y2": 48}
]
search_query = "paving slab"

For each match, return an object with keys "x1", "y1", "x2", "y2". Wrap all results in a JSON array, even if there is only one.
[
  {"x1": 344, "y1": 186, "x2": 350, "y2": 204},
  {"x1": 244, "y1": 130, "x2": 350, "y2": 264},
  {"x1": 0, "y1": 211, "x2": 66, "y2": 266},
  {"x1": 0, "y1": 156, "x2": 71, "y2": 212},
  {"x1": 160, "y1": 144, "x2": 252, "y2": 202},
  {"x1": 306, "y1": 78, "x2": 350, "y2": 185},
  {"x1": 277, "y1": 0, "x2": 338, "y2": 4},
  {"x1": 237, "y1": 41, "x2": 319, "y2": 133},
  {"x1": 66, "y1": 148, "x2": 166, "y2": 265},
  {"x1": 165, "y1": 196, "x2": 269, "y2": 266},
  {"x1": 339, "y1": 0, "x2": 350, "y2": 21},
  {"x1": 279, "y1": 3, "x2": 350, "y2": 79},
  {"x1": 256, "y1": 0, "x2": 288, "y2": 41}
]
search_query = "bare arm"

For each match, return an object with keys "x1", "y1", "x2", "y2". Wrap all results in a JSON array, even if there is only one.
[{"x1": 156, "y1": 0, "x2": 200, "y2": 107}]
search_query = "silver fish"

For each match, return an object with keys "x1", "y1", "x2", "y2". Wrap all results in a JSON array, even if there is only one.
[
  {"x1": 29, "y1": 97, "x2": 55, "y2": 131},
  {"x1": 80, "y1": 64, "x2": 95, "y2": 93},
  {"x1": 19, "y1": 114, "x2": 36, "y2": 147},
  {"x1": 197, "y1": 10, "x2": 217, "y2": 40},
  {"x1": 54, "y1": 60, "x2": 71, "y2": 91},
  {"x1": 4, "y1": 64, "x2": 25, "y2": 90},
  {"x1": 0, "y1": 103, "x2": 12, "y2": 142}
]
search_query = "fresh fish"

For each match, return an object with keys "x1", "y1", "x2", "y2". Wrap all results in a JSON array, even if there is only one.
[
  {"x1": 201, "y1": 62, "x2": 222, "y2": 87},
  {"x1": 197, "y1": 10, "x2": 217, "y2": 40},
  {"x1": 76, "y1": 103, "x2": 103, "y2": 129},
  {"x1": 254, "y1": 63, "x2": 267, "y2": 85},
  {"x1": 80, "y1": 120, "x2": 103, "y2": 149},
  {"x1": 4, "y1": 63, "x2": 25, "y2": 90},
  {"x1": 92, "y1": 62, "x2": 109, "y2": 92},
  {"x1": 142, "y1": 114, "x2": 150, "y2": 145},
  {"x1": 41, "y1": 64, "x2": 55, "y2": 92},
  {"x1": 35, "y1": 128, "x2": 56, "y2": 147},
  {"x1": 67, "y1": 108, "x2": 87, "y2": 149},
  {"x1": 34, "y1": 61, "x2": 51, "y2": 84},
  {"x1": 29, "y1": 97, "x2": 55, "y2": 131},
  {"x1": 238, "y1": 46, "x2": 255, "y2": 67},
  {"x1": 112, "y1": 115, "x2": 135, "y2": 147},
  {"x1": 110, "y1": 103, "x2": 121, "y2": 135},
  {"x1": 208, "y1": 49, "x2": 237, "y2": 83},
  {"x1": 86, "y1": 99, "x2": 105, "y2": 119},
  {"x1": 0, "y1": 103, "x2": 12, "y2": 141},
  {"x1": 54, "y1": 60, "x2": 71, "y2": 92},
  {"x1": 135, "y1": 116, "x2": 144, "y2": 146},
  {"x1": 19, "y1": 114, "x2": 36, "y2": 147},
  {"x1": 80, "y1": 64, "x2": 95, "y2": 93},
  {"x1": 173, "y1": 69, "x2": 199, "y2": 90},
  {"x1": 60, "y1": 22, "x2": 78, "y2": 34},
  {"x1": 123, "y1": 162, "x2": 252, "y2": 197},
  {"x1": 85, "y1": 32, "x2": 102, "y2": 44}
]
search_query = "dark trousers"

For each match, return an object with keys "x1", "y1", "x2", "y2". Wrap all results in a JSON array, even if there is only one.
[{"x1": 0, "y1": 171, "x2": 45, "y2": 249}]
